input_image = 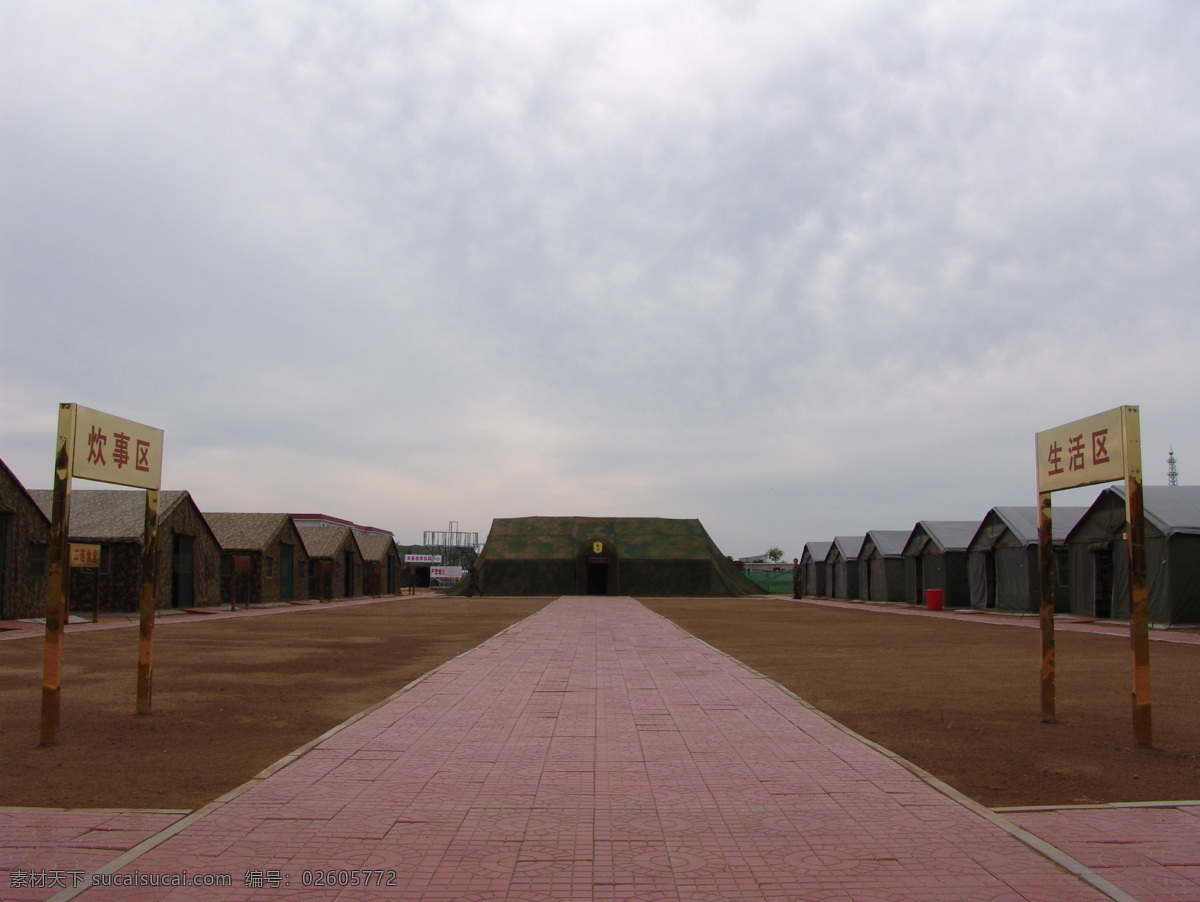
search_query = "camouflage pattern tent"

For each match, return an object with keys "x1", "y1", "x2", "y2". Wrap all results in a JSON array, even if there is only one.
[{"x1": 453, "y1": 516, "x2": 760, "y2": 597}]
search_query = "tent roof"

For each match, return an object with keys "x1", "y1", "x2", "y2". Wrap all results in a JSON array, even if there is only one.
[
  {"x1": 906, "y1": 520, "x2": 980, "y2": 554},
  {"x1": 801, "y1": 541, "x2": 832, "y2": 563},
  {"x1": 980, "y1": 506, "x2": 1088, "y2": 546},
  {"x1": 477, "y1": 516, "x2": 731, "y2": 561},
  {"x1": 297, "y1": 523, "x2": 358, "y2": 559},
  {"x1": 0, "y1": 458, "x2": 50, "y2": 524},
  {"x1": 827, "y1": 535, "x2": 865, "y2": 562},
  {"x1": 30, "y1": 489, "x2": 191, "y2": 542},
  {"x1": 1092, "y1": 485, "x2": 1200, "y2": 537},
  {"x1": 204, "y1": 512, "x2": 294, "y2": 552},
  {"x1": 862, "y1": 530, "x2": 909, "y2": 558},
  {"x1": 354, "y1": 530, "x2": 396, "y2": 562}
]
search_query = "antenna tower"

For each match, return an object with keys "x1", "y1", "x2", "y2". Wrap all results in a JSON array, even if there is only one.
[{"x1": 1168, "y1": 447, "x2": 1179, "y2": 486}]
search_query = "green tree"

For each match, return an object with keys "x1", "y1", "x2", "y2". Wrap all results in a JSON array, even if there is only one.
[{"x1": 767, "y1": 547, "x2": 784, "y2": 562}]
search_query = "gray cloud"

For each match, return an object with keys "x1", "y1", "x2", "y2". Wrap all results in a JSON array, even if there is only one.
[{"x1": 3, "y1": 1, "x2": 1198, "y2": 556}]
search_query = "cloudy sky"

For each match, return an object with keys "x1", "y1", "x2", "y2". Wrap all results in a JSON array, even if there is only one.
[{"x1": 2, "y1": 1, "x2": 1198, "y2": 558}]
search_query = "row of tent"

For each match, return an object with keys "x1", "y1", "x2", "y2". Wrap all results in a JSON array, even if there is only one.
[
  {"x1": 797, "y1": 485, "x2": 1200, "y2": 625},
  {"x1": 0, "y1": 458, "x2": 451, "y2": 620}
]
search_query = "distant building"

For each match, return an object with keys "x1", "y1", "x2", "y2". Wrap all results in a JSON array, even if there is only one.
[{"x1": 453, "y1": 517, "x2": 760, "y2": 597}]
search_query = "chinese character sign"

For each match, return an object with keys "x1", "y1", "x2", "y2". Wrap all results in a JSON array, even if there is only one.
[
  {"x1": 1036, "y1": 406, "x2": 1131, "y2": 493},
  {"x1": 68, "y1": 544, "x2": 101, "y2": 568},
  {"x1": 68, "y1": 405, "x2": 163, "y2": 490},
  {"x1": 404, "y1": 554, "x2": 442, "y2": 564}
]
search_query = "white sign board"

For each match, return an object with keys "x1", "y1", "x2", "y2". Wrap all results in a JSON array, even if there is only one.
[
  {"x1": 404, "y1": 554, "x2": 442, "y2": 564},
  {"x1": 430, "y1": 566, "x2": 463, "y2": 580},
  {"x1": 69, "y1": 405, "x2": 163, "y2": 490},
  {"x1": 1035, "y1": 406, "x2": 1129, "y2": 493}
]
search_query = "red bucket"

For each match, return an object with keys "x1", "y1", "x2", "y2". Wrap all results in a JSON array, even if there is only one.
[{"x1": 924, "y1": 589, "x2": 944, "y2": 611}]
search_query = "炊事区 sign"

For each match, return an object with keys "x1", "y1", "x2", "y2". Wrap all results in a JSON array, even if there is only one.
[
  {"x1": 68, "y1": 404, "x2": 163, "y2": 490},
  {"x1": 1035, "y1": 406, "x2": 1132, "y2": 493}
]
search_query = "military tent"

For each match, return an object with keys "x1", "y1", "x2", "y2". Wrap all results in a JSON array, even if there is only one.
[
  {"x1": 453, "y1": 516, "x2": 760, "y2": 597},
  {"x1": 858, "y1": 530, "x2": 909, "y2": 603},
  {"x1": 204, "y1": 513, "x2": 312, "y2": 607},
  {"x1": 966, "y1": 506, "x2": 1086, "y2": 613},
  {"x1": 1064, "y1": 485, "x2": 1200, "y2": 625},
  {"x1": 0, "y1": 458, "x2": 50, "y2": 620},
  {"x1": 903, "y1": 521, "x2": 979, "y2": 608},
  {"x1": 30, "y1": 489, "x2": 221, "y2": 612},
  {"x1": 825, "y1": 536, "x2": 865, "y2": 599},
  {"x1": 800, "y1": 541, "x2": 832, "y2": 597}
]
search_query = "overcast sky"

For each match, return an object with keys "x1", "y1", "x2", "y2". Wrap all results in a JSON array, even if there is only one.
[{"x1": 2, "y1": 1, "x2": 1198, "y2": 558}]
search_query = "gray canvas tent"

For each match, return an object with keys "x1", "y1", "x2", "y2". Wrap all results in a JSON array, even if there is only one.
[
  {"x1": 453, "y1": 516, "x2": 760, "y2": 597},
  {"x1": 800, "y1": 541, "x2": 832, "y2": 597},
  {"x1": 825, "y1": 536, "x2": 865, "y2": 599},
  {"x1": 858, "y1": 530, "x2": 909, "y2": 603},
  {"x1": 967, "y1": 506, "x2": 1086, "y2": 613},
  {"x1": 903, "y1": 521, "x2": 979, "y2": 607},
  {"x1": 1064, "y1": 485, "x2": 1200, "y2": 624}
]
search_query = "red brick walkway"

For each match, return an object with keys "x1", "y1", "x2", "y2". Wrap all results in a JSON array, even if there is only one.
[{"x1": 4, "y1": 596, "x2": 1140, "y2": 901}]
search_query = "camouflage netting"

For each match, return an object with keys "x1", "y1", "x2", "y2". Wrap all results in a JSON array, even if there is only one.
[{"x1": 450, "y1": 516, "x2": 761, "y2": 597}]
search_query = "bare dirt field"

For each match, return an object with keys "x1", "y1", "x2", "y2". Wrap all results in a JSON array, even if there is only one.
[
  {"x1": 0, "y1": 597, "x2": 554, "y2": 810},
  {"x1": 1, "y1": 594, "x2": 1197, "y2": 812},
  {"x1": 641, "y1": 597, "x2": 1200, "y2": 808}
]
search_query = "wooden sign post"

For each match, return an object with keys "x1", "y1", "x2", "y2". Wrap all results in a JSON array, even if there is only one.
[
  {"x1": 40, "y1": 404, "x2": 164, "y2": 745},
  {"x1": 1035, "y1": 405, "x2": 1151, "y2": 747}
]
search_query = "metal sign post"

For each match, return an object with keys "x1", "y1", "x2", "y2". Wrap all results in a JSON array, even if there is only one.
[
  {"x1": 1035, "y1": 405, "x2": 1151, "y2": 747},
  {"x1": 40, "y1": 404, "x2": 163, "y2": 744}
]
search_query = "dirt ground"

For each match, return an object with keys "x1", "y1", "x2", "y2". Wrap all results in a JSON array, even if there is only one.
[
  {"x1": 1, "y1": 594, "x2": 1197, "y2": 812},
  {"x1": 0, "y1": 597, "x2": 554, "y2": 810},
  {"x1": 642, "y1": 597, "x2": 1200, "y2": 808}
]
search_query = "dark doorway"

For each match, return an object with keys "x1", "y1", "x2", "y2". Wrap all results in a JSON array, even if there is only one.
[
  {"x1": 0, "y1": 514, "x2": 8, "y2": 617},
  {"x1": 587, "y1": 557, "x2": 609, "y2": 595},
  {"x1": 984, "y1": 551, "x2": 997, "y2": 609},
  {"x1": 343, "y1": 550, "x2": 355, "y2": 597},
  {"x1": 1093, "y1": 548, "x2": 1114, "y2": 618},
  {"x1": 280, "y1": 544, "x2": 294, "y2": 601},
  {"x1": 172, "y1": 534, "x2": 195, "y2": 608}
]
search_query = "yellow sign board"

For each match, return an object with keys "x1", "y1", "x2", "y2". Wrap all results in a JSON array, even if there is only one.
[
  {"x1": 67, "y1": 404, "x2": 163, "y2": 490},
  {"x1": 1035, "y1": 405, "x2": 1132, "y2": 493},
  {"x1": 69, "y1": 544, "x2": 101, "y2": 568}
]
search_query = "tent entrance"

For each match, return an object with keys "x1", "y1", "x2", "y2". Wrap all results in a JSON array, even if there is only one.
[
  {"x1": 1093, "y1": 547, "x2": 1114, "y2": 618},
  {"x1": 983, "y1": 551, "x2": 997, "y2": 609},
  {"x1": 587, "y1": 557, "x2": 609, "y2": 595}
]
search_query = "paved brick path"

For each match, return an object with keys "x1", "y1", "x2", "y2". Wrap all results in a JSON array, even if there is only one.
[{"x1": 8, "y1": 595, "x2": 1136, "y2": 901}]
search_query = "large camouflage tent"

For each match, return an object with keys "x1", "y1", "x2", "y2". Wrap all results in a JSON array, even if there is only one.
[{"x1": 454, "y1": 516, "x2": 760, "y2": 597}]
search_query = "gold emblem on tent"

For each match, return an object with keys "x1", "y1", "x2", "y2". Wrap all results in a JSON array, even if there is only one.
[{"x1": 593, "y1": 541, "x2": 603, "y2": 554}]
